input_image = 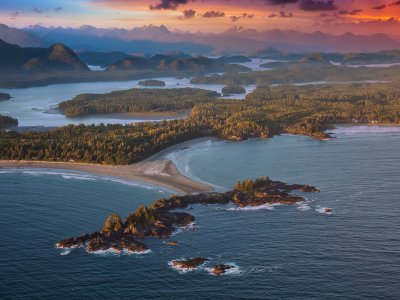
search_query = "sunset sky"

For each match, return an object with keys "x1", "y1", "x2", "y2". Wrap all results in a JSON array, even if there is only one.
[{"x1": 1, "y1": 0, "x2": 400, "y2": 35}]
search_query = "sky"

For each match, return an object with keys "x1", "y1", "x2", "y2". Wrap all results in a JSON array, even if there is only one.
[{"x1": 1, "y1": 0, "x2": 400, "y2": 35}]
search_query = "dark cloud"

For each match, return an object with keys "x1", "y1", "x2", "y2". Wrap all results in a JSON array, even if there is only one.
[
  {"x1": 269, "y1": 11, "x2": 293, "y2": 18},
  {"x1": 230, "y1": 13, "x2": 254, "y2": 22},
  {"x1": 337, "y1": 9, "x2": 362, "y2": 15},
  {"x1": 32, "y1": 8, "x2": 44, "y2": 14},
  {"x1": 182, "y1": 9, "x2": 196, "y2": 18},
  {"x1": 373, "y1": 4, "x2": 386, "y2": 10},
  {"x1": 389, "y1": 1, "x2": 400, "y2": 6},
  {"x1": 54, "y1": 7, "x2": 63, "y2": 12},
  {"x1": 266, "y1": 0, "x2": 337, "y2": 11},
  {"x1": 299, "y1": 0, "x2": 337, "y2": 11},
  {"x1": 150, "y1": 0, "x2": 189, "y2": 10},
  {"x1": 266, "y1": 0, "x2": 298, "y2": 4},
  {"x1": 202, "y1": 10, "x2": 225, "y2": 18}
]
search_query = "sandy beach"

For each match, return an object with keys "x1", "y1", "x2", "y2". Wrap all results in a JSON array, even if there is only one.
[{"x1": 0, "y1": 138, "x2": 215, "y2": 195}]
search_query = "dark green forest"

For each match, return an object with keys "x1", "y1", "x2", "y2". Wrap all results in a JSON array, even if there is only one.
[{"x1": 1, "y1": 82, "x2": 399, "y2": 164}]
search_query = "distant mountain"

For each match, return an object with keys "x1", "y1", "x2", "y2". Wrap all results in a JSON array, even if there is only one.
[
  {"x1": 25, "y1": 25, "x2": 213, "y2": 55},
  {"x1": 0, "y1": 39, "x2": 89, "y2": 72},
  {"x1": 23, "y1": 24, "x2": 400, "y2": 55},
  {"x1": 0, "y1": 24, "x2": 44, "y2": 47},
  {"x1": 107, "y1": 55, "x2": 250, "y2": 73},
  {"x1": 77, "y1": 51, "x2": 132, "y2": 67}
]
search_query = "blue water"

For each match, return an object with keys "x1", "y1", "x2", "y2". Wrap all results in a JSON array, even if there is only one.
[{"x1": 1, "y1": 126, "x2": 400, "y2": 299}]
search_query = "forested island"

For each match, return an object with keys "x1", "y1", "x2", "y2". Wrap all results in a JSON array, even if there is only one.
[
  {"x1": 190, "y1": 64, "x2": 400, "y2": 86},
  {"x1": 0, "y1": 93, "x2": 11, "y2": 100},
  {"x1": 57, "y1": 176, "x2": 319, "y2": 257},
  {"x1": 0, "y1": 115, "x2": 18, "y2": 127},
  {"x1": 138, "y1": 79, "x2": 166, "y2": 87},
  {"x1": 222, "y1": 85, "x2": 246, "y2": 96},
  {"x1": 1, "y1": 82, "x2": 399, "y2": 164},
  {"x1": 59, "y1": 88, "x2": 220, "y2": 117}
]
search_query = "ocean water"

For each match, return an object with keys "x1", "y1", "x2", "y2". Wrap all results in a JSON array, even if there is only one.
[{"x1": 1, "y1": 126, "x2": 400, "y2": 299}]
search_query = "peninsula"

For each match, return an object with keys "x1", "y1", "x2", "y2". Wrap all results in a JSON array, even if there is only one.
[{"x1": 56, "y1": 176, "x2": 320, "y2": 253}]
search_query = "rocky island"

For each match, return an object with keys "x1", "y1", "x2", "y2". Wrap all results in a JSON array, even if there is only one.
[
  {"x1": 138, "y1": 79, "x2": 166, "y2": 87},
  {"x1": 0, "y1": 93, "x2": 11, "y2": 100},
  {"x1": 171, "y1": 257, "x2": 208, "y2": 270},
  {"x1": 57, "y1": 176, "x2": 319, "y2": 254}
]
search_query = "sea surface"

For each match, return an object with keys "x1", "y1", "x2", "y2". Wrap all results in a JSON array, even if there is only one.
[{"x1": 1, "y1": 126, "x2": 400, "y2": 299}]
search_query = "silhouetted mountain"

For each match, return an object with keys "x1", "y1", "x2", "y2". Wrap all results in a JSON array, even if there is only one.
[
  {"x1": 0, "y1": 39, "x2": 89, "y2": 72},
  {"x1": 22, "y1": 24, "x2": 400, "y2": 55},
  {"x1": 107, "y1": 55, "x2": 250, "y2": 73},
  {"x1": 0, "y1": 24, "x2": 44, "y2": 47},
  {"x1": 77, "y1": 51, "x2": 132, "y2": 67},
  {"x1": 26, "y1": 25, "x2": 213, "y2": 55}
]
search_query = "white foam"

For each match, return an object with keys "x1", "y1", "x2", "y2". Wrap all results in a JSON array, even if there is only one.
[
  {"x1": 62, "y1": 175, "x2": 96, "y2": 181},
  {"x1": 122, "y1": 249, "x2": 152, "y2": 255},
  {"x1": 297, "y1": 202, "x2": 311, "y2": 212},
  {"x1": 226, "y1": 203, "x2": 281, "y2": 211},
  {"x1": 316, "y1": 207, "x2": 333, "y2": 215},
  {"x1": 172, "y1": 222, "x2": 198, "y2": 236},
  {"x1": 60, "y1": 249, "x2": 72, "y2": 256},
  {"x1": 88, "y1": 248, "x2": 151, "y2": 256},
  {"x1": 168, "y1": 259, "x2": 207, "y2": 274},
  {"x1": 205, "y1": 263, "x2": 241, "y2": 276}
]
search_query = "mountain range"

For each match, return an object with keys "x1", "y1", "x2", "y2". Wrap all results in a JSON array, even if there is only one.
[{"x1": 1, "y1": 23, "x2": 400, "y2": 56}]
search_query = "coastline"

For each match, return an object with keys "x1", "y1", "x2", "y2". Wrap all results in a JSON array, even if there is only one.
[{"x1": 0, "y1": 138, "x2": 216, "y2": 195}]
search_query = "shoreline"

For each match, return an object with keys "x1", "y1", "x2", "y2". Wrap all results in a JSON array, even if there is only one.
[{"x1": 0, "y1": 138, "x2": 216, "y2": 195}]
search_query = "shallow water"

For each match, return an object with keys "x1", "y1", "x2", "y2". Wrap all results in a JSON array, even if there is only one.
[{"x1": 1, "y1": 126, "x2": 400, "y2": 299}]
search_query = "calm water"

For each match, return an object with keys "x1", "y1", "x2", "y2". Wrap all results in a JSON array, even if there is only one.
[
  {"x1": 1, "y1": 126, "x2": 400, "y2": 299},
  {"x1": 0, "y1": 78, "x2": 255, "y2": 127}
]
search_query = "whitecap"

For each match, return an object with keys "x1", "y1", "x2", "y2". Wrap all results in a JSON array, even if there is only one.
[
  {"x1": 122, "y1": 249, "x2": 152, "y2": 255},
  {"x1": 296, "y1": 202, "x2": 311, "y2": 212},
  {"x1": 62, "y1": 175, "x2": 96, "y2": 181},
  {"x1": 168, "y1": 258, "x2": 207, "y2": 274},
  {"x1": 226, "y1": 203, "x2": 281, "y2": 211},
  {"x1": 205, "y1": 263, "x2": 241, "y2": 276},
  {"x1": 60, "y1": 249, "x2": 71, "y2": 256},
  {"x1": 316, "y1": 207, "x2": 333, "y2": 215}
]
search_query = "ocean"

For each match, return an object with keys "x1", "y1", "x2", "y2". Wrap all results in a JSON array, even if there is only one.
[{"x1": 0, "y1": 126, "x2": 399, "y2": 299}]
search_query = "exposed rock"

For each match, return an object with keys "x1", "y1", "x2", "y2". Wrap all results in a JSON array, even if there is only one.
[
  {"x1": 172, "y1": 257, "x2": 208, "y2": 269},
  {"x1": 211, "y1": 264, "x2": 233, "y2": 276},
  {"x1": 58, "y1": 176, "x2": 319, "y2": 253},
  {"x1": 166, "y1": 241, "x2": 178, "y2": 246}
]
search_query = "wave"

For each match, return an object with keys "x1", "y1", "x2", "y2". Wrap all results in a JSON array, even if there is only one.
[
  {"x1": 168, "y1": 258, "x2": 208, "y2": 274},
  {"x1": 1, "y1": 168, "x2": 166, "y2": 192},
  {"x1": 297, "y1": 202, "x2": 311, "y2": 212},
  {"x1": 205, "y1": 263, "x2": 241, "y2": 276},
  {"x1": 316, "y1": 207, "x2": 333, "y2": 215},
  {"x1": 332, "y1": 125, "x2": 400, "y2": 136},
  {"x1": 226, "y1": 203, "x2": 281, "y2": 211},
  {"x1": 89, "y1": 248, "x2": 151, "y2": 256},
  {"x1": 172, "y1": 222, "x2": 198, "y2": 236}
]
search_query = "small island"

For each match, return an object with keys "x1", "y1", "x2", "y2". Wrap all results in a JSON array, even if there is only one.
[
  {"x1": 171, "y1": 257, "x2": 208, "y2": 270},
  {"x1": 221, "y1": 85, "x2": 246, "y2": 96},
  {"x1": 0, "y1": 92, "x2": 11, "y2": 100},
  {"x1": 57, "y1": 176, "x2": 319, "y2": 254},
  {"x1": 138, "y1": 79, "x2": 166, "y2": 87}
]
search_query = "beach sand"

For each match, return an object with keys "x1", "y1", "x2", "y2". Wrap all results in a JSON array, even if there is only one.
[{"x1": 0, "y1": 138, "x2": 216, "y2": 195}]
